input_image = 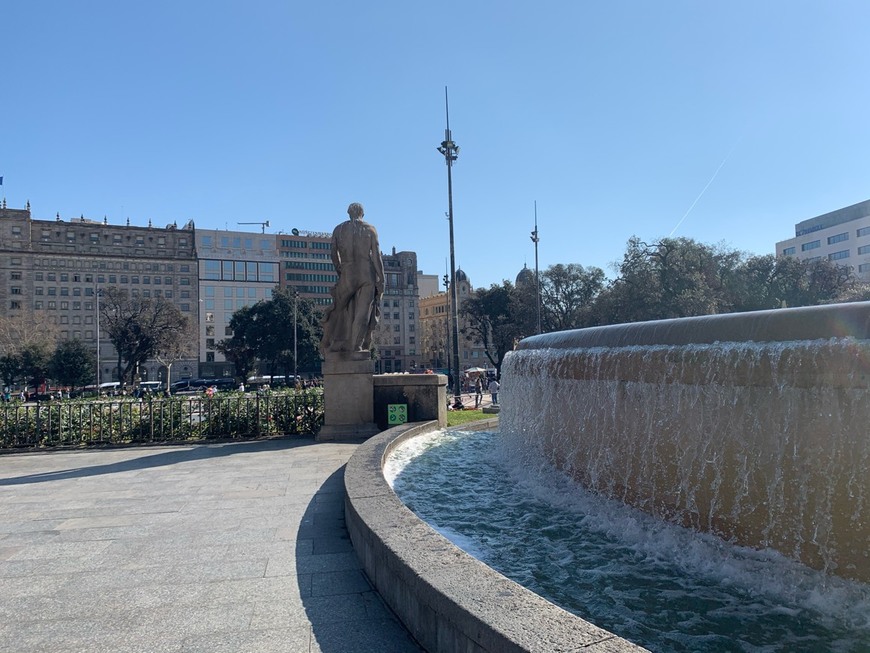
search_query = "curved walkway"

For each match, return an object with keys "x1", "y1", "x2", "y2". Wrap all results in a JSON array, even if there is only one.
[{"x1": 0, "y1": 438, "x2": 423, "y2": 653}]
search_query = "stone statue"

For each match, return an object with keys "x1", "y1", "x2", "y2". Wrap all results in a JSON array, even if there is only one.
[{"x1": 320, "y1": 203, "x2": 385, "y2": 356}]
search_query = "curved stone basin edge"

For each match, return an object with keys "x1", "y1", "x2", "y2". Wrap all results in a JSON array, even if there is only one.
[
  {"x1": 344, "y1": 419, "x2": 650, "y2": 653},
  {"x1": 515, "y1": 301, "x2": 870, "y2": 349}
]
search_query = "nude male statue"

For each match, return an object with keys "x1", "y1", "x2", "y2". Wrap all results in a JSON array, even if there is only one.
[{"x1": 319, "y1": 203, "x2": 385, "y2": 356}]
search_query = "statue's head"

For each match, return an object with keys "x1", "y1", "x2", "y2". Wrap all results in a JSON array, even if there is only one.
[{"x1": 347, "y1": 203, "x2": 364, "y2": 221}]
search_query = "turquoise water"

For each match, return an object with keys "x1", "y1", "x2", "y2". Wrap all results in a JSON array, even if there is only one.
[{"x1": 385, "y1": 429, "x2": 870, "y2": 653}]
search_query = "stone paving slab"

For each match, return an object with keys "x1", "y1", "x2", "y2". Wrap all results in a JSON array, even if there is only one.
[{"x1": 0, "y1": 438, "x2": 424, "y2": 653}]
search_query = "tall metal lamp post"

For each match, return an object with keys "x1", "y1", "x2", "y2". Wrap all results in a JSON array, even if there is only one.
[
  {"x1": 531, "y1": 201, "x2": 542, "y2": 335},
  {"x1": 95, "y1": 287, "x2": 101, "y2": 388},
  {"x1": 293, "y1": 290, "x2": 299, "y2": 383},
  {"x1": 442, "y1": 272, "x2": 451, "y2": 374},
  {"x1": 437, "y1": 88, "x2": 463, "y2": 409}
]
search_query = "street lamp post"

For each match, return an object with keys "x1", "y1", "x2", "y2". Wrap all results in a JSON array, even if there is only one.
[
  {"x1": 95, "y1": 286, "x2": 101, "y2": 388},
  {"x1": 530, "y1": 201, "x2": 542, "y2": 335},
  {"x1": 442, "y1": 272, "x2": 450, "y2": 376},
  {"x1": 293, "y1": 290, "x2": 298, "y2": 383},
  {"x1": 437, "y1": 87, "x2": 463, "y2": 409}
]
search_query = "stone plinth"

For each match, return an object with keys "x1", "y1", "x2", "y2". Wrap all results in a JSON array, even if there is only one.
[
  {"x1": 317, "y1": 355, "x2": 379, "y2": 441},
  {"x1": 372, "y1": 374, "x2": 448, "y2": 431}
]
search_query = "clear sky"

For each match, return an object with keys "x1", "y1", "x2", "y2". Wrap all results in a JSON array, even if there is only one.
[{"x1": 3, "y1": 1, "x2": 870, "y2": 290}]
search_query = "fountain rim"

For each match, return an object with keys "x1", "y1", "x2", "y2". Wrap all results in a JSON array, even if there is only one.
[
  {"x1": 343, "y1": 419, "x2": 649, "y2": 653},
  {"x1": 514, "y1": 301, "x2": 870, "y2": 350}
]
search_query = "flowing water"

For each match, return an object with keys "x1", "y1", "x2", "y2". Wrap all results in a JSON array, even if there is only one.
[{"x1": 386, "y1": 429, "x2": 870, "y2": 653}]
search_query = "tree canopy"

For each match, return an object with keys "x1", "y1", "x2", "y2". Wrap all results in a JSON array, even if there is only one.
[
  {"x1": 218, "y1": 288, "x2": 323, "y2": 379},
  {"x1": 467, "y1": 237, "x2": 858, "y2": 376},
  {"x1": 50, "y1": 339, "x2": 97, "y2": 389}
]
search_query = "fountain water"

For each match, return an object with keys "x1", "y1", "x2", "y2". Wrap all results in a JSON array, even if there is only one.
[{"x1": 501, "y1": 302, "x2": 870, "y2": 583}]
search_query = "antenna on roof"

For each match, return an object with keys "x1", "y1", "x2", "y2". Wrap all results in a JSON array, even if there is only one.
[{"x1": 237, "y1": 220, "x2": 270, "y2": 234}]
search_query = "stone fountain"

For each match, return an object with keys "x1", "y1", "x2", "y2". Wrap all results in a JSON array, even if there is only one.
[{"x1": 501, "y1": 302, "x2": 870, "y2": 583}]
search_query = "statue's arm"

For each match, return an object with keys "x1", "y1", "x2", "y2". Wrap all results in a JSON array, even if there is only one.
[
  {"x1": 370, "y1": 229, "x2": 385, "y2": 295},
  {"x1": 330, "y1": 231, "x2": 341, "y2": 273}
]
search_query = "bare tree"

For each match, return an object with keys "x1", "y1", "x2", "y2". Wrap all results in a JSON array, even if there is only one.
[
  {"x1": 99, "y1": 287, "x2": 190, "y2": 387},
  {"x1": 152, "y1": 317, "x2": 198, "y2": 393},
  {"x1": 0, "y1": 314, "x2": 58, "y2": 358}
]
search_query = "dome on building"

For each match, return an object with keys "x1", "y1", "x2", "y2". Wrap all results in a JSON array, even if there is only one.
[
  {"x1": 516, "y1": 264, "x2": 535, "y2": 287},
  {"x1": 455, "y1": 268, "x2": 468, "y2": 283}
]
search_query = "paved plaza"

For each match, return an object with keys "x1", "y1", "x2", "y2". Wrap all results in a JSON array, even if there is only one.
[{"x1": 0, "y1": 437, "x2": 424, "y2": 653}]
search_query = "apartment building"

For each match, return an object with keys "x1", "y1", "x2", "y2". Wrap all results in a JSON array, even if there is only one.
[
  {"x1": 1, "y1": 203, "x2": 427, "y2": 382},
  {"x1": 0, "y1": 204, "x2": 199, "y2": 384},
  {"x1": 776, "y1": 199, "x2": 870, "y2": 279},
  {"x1": 369, "y1": 249, "x2": 419, "y2": 373},
  {"x1": 277, "y1": 229, "x2": 336, "y2": 306},
  {"x1": 418, "y1": 269, "x2": 490, "y2": 372}
]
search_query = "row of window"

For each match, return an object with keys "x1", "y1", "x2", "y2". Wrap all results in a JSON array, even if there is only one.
[
  {"x1": 384, "y1": 313, "x2": 416, "y2": 322},
  {"x1": 27, "y1": 276, "x2": 191, "y2": 293},
  {"x1": 27, "y1": 228, "x2": 190, "y2": 249},
  {"x1": 27, "y1": 300, "x2": 193, "y2": 312},
  {"x1": 284, "y1": 273, "x2": 338, "y2": 283},
  {"x1": 280, "y1": 251, "x2": 331, "y2": 260},
  {"x1": 276, "y1": 239, "x2": 332, "y2": 250},
  {"x1": 31, "y1": 258, "x2": 191, "y2": 273},
  {"x1": 201, "y1": 260, "x2": 278, "y2": 282},
  {"x1": 283, "y1": 261, "x2": 335, "y2": 271},
  {"x1": 791, "y1": 226, "x2": 870, "y2": 255},
  {"x1": 201, "y1": 236, "x2": 273, "y2": 251},
  {"x1": 205, "y1": 325, "x2": 234, "y2": 337},
  {"x1": 202, "y1": 299, "x2": 261, "y2": 311},
  {"x1": 203, "y1": 286, "x2": 267, "y2": 298}
]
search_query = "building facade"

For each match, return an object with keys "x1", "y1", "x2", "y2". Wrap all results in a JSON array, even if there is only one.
[
  {"x1": 370, "y1": 249, "x2": 419, "y2": 373},
  {"x1": 277, "y1": 229, "x2": 336, "y2": 306},
  {"x1": 776, "y1": 199, "x2": 870, "y2": 279},
  {"x1": 0, "y1": 205, "x2": 199, "y2": 385},
  {"x1": 195, "y1": 228, "x2": 280, "y2": 379},
  {"x1": 418, "y1": 269, "x2": 490, "y2": 373},
  {"x1": 1, "y1": 203, "x2": 429, "y2": 384}
]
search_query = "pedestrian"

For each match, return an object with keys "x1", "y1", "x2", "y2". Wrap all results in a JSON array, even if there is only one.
[
  {"x1": 474, "y1": 377, "x2": 483, "y2": 408},
  {"x1": 238, "y1": 382, "x2": 245, "y2": 393},
  {"x1": 488, "y1": 377, "x2": 500, "y2": 406}
]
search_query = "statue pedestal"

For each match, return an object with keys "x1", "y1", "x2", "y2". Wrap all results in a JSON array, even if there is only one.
[{"x1": 316, "y1": 354, "x2": 380, "y2": 441}]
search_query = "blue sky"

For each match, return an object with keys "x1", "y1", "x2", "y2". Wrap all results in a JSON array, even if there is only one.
[{"x1": 3, "y1": 1, "x2": 870, "y2": 290}]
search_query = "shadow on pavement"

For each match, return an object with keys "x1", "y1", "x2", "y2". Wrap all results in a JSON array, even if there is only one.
[
  {"x1": 296, "y1": 466, "x2": 423, "y2": 653},
  {"x1": 0, "y1": 437, "x2": 313, "y2": 486}
]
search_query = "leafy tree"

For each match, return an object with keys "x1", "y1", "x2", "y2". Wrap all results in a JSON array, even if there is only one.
[
  {"x1": 218, "y1": 289, "x2": 323, "y2": 379},
  {"x1": 539, "y1": 263, "x2": 606, "y2": 331},
  {"x1": 832, "y1": 280, "x2": 870, "y2": 304},
  {"x1": 0, "y1": 353, "x2": 22, "y2": 388},
  {"x1": 50, "y1": 339, "x2": 96, "y2": 389},
  {"x1": 216, "y1": 307, "x2": 258, "y2": 382},
  {"x1": 20, "y1": 342, "x2": 53, "y2": 390},
  {"x1": 726, "y1": 254, "x2": 853, "y2": 311},
  {"x1": 99, "y1": 287, "x2": 190, "y2": 387},
  {"x1": 460, "y1": 281, "x2": 526, "y2": 379},
  {"x1": 593, "y1": 237, "x2": 741, "y2": 324}
]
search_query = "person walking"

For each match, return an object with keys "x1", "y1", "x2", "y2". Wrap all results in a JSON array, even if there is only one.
[
  {"x1": 474, "y1": 377, "x2": 483, "y2": 408},
  {"x1": 488, "y1": 377, "x2": 500, "y2": 406}
]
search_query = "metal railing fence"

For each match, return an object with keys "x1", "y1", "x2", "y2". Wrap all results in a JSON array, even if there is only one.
[{"x1": 0, "y1": 392, "x2": 324, "y2": 450}]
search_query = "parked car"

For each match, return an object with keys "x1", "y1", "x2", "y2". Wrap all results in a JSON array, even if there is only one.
[
  {"x1": 133, "y1": 381, "x2": 163, "y2": 398},
  {"x1": 28, "y1": 392, "x2": 56, "y2": 402},
  {"x1": 170, "y1": 378, "x2": 235, "y2": 394}
]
